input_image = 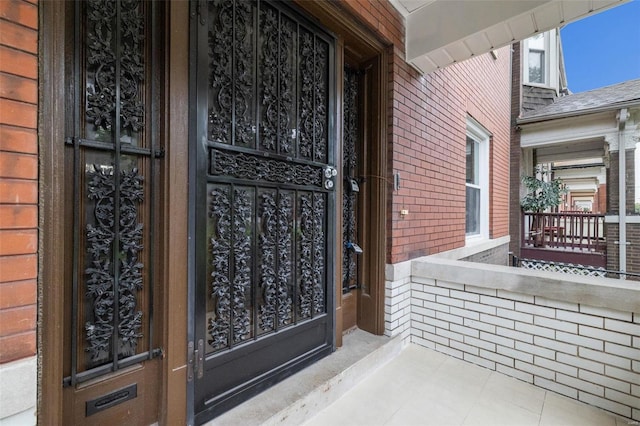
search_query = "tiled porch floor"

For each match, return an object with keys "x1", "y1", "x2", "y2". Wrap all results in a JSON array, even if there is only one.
[{"x1": 304, "y1": 344, "x2": 631, "y2": 426}]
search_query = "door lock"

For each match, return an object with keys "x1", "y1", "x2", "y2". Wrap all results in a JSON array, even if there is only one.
[{"x1": 323, "y1": 166, "x2": 338, "y2": 190}]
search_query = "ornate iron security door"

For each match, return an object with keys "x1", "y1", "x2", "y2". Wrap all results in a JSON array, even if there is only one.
[
  {"x1": 61, "y1": 1, "x2": 164, "y2": 424},
  {"x1": 191, "y1": 1, "x2": 336, "y2": 422}
]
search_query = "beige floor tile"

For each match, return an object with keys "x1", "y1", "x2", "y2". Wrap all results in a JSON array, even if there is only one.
[
  {"x1": 463, "y1": 397, "x2": 541, "y2": 426},
  {"x1": 479, "y1": 372, "x2": 546, "y2": 415},
  {"x1": 305, "y1": 344, "x2": 623, "y2": 426},
  {"x1": 539, "y1": 392, "x2": 617, "y2": 426},
  {"x1": 431, "y1": 357, "x2": 492, "y2": 387},
  {"x1": 384, "y1": 399, "x2": 468, "y2": 426}
]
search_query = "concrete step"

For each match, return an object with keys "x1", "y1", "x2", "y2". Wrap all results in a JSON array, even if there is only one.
[{"x1": 208, "y1": 329, "x2": 404, "y2": 426}]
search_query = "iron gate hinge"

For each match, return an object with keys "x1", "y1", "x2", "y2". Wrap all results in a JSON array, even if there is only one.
[{"x1": 187, "y1": 339, "x2": 204, "y2": 382}]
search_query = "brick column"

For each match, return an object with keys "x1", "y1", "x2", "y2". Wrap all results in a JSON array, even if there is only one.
[{"x1": 509, "y1": 42, "x2": 522, "y2": 258}]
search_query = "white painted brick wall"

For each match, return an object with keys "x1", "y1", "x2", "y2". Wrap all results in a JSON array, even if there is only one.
[
  {"x1": 496, "y1": 326, "x2": 534, "y2": 344},
  {"x1": 407, "y1": 278, "x2": 640, "y2": 421},
  {"x1": 581, "y1": 305, "x2": 632, "y2": 322},
  {"x1": 384, "y1": 275, "x2": 411, "y2": 339},
  {"x1": 579, "y1": 325, "x2": 631, "y2": 345},
  {"x1": 514, "y1": 322, "x2": 554, "y2": 339}
]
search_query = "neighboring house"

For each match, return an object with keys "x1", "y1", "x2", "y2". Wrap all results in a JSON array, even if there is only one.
[
  {"x1": 509, "y1": 29, "x2": 638, "y2": 275},
  {"x1": 0, "y1": 0, "x2": 628, "y2": 424},
  {"x1": 514, "y1": 78, "x2": 640, "y2": 276},
  {"x1": 509, "y1": 29, "x2": 568, "y2": 262}
]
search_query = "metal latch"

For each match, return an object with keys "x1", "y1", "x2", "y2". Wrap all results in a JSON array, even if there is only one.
[
  {"x1": 346, "y1": 242, "x2": 363, "y2": 254},
  {"x1": 348, "y1": 178, "x2": 360, "y2": 192}
]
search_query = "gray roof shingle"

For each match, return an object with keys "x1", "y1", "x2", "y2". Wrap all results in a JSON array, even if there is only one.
[{"x1": 520, "y1": 79, "x2": 640, "y2": 122}]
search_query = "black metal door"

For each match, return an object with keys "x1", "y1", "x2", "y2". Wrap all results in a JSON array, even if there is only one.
[{"x1": 190, "y1": 1, "x2": 336, "y2": 423}]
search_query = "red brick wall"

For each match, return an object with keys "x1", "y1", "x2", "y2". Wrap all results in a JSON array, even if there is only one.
[
  {"x1": 597, "y1": 184, "x2": 606, "y2": 214},
  {"x1": 337, "y1": 1, "x2": 512, "y2": 264},
  {"x1": 389, "y1": 51, "x2": 511, "y2": 263},
  {"x1": 0, "y1": 0, "x2": 38, "y2": 364}
]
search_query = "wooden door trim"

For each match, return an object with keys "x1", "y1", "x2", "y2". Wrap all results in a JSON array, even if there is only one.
[
  {"x1": 361, "y1": 53, "x2": 387, "y2": 334},
  {"x1": 163, "y1": 3, "x2": 190, "y2": 425},
  {"x1": 39, "y1": 1, "x2": 67, "y2": 422}
]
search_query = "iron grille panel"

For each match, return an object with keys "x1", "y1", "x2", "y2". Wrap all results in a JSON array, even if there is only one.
[
  {"x1": 203, "y1": 0, "x2": 332, "y2": 355},
  {"x1": 64, "y1": 0, "x2": 161, "y2": 386}
]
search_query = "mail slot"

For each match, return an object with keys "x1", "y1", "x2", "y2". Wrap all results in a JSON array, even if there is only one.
[{"x1": 86, "y1": 383, "x2": 137, "y2": 417}]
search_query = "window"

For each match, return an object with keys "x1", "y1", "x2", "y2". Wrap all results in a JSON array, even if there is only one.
[
  {"x1": 466, "y1": 119, "x2": 489, "y2": 240},
  {"x1": 523, "y1": 31, "x2": 561, "y2": 89},
  {"x1": 527, "y1": 34, "x2": 546, "y2": 84}
]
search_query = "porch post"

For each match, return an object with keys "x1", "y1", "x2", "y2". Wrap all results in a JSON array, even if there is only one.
[{"x1": 617, "y1": 108, "x2": 628, "y2": 278}]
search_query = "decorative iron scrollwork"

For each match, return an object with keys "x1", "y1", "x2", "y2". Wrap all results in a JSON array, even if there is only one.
[
  {"x1": 231, "y1": 189, "x2": 252, "y2": 342},
  {"x1": 204, "y1": 0, "x2": 333, "y2": 345},
  {"x1": 259, "y1": 191, "x2": 293, "y2": 331},
  {"x1": 259, "y1": 192, "x2": 278, "y2": 331},
  {"x1": 207, "y1": 0, "x2": 232, "y2": 144},
  {"x1": 260, "y1": 5, "x2": 278, "y2": 151},
  {"x1": 210, "y1": 148, "x2": 323, "y2": 187},
  {"x1": 312, "y1": 193, "x2": 325, "y2": 313},
  {"x1": 299, "y1": 31, "x2": 314, "y2": 160},
  {"x1": 314, "y1": 40, "x2": 328, "y2": 162},
  {"x1": 84, "y1": 165, "x2": 144, "y2": 361},
  {"x1": 208, "y1": 0, "x2": 254, "y2": 146},
  {"x1": 297, "y1": 192, "x2": 326, "y2": 318},
  {"x1": 298, "y1": 30, "x2": 329, "y2": 162},
  {"x1": 207, "y1": 186, "x2": 253, "y2": 348},
  {"x1": 86, "y1": 0, "x2": 145, "y2": 136},
  {"x1": 208, "y1": 187, "x2": 232, "y2": 350},
  {"x1": 118, "y1": 168, "x2": 144, "y2": 356},
  {"x1": 260, "y1": 6, "x2": 295, "y2": 154},
  {"x1": 343, "y1": 68, "x2": 358, "y2": 289},
  {"x1": 85, "y1": 166, "x2": 116, "y2": 362},
  {"x1": 298, "y1": 193, "x2": 314, "y2": 319},
  {"x1": 276, "y1": 194, "x2": 294, "y2": 324}
]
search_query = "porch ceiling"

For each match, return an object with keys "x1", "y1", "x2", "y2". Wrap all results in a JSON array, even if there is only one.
[
  {"x1": 535, "y1": 138, "x2": 605, "y2": 163},
  {"x1": 391, "y1": 0, "x2": 627, "y2": 74}
]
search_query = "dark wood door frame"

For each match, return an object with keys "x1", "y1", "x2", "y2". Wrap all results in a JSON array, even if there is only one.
[{"x1": 39, "y1": 1, "x2": 67, "y2": 422}]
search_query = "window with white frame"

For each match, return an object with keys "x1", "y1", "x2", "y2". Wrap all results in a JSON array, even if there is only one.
[
  {"x1": 528, "y1": 33, "x2": 546, "y2": 84},
  {"x1": 523, "y1": 31, "x2": 559, "y2": 89},
  {"x1": 466, "y1": 119, "x2": 489, "y2": 240}
]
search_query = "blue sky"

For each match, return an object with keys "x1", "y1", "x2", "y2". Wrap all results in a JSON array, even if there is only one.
[{"x1": 560, "y1": 0, "x2": 640, "y2": 93}]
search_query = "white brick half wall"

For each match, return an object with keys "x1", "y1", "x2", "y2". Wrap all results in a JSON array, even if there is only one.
[{"x1": 398, "y1": 256, "x2": 640, "y2": 421}]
